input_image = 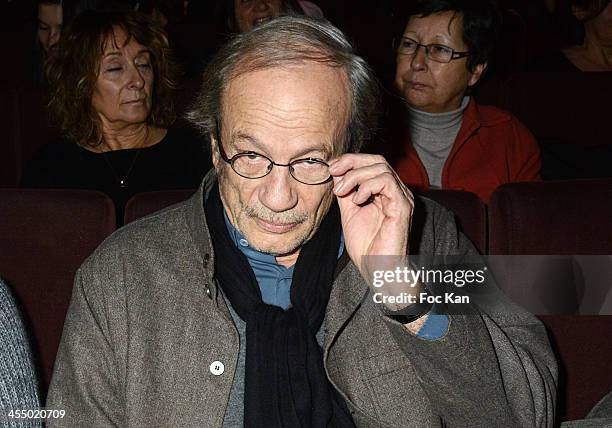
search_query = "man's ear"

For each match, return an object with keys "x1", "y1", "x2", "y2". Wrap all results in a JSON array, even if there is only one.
[
  {"x1": 468, "y1": 62, "x2": 488, "y2": 87},
  {"x1": 209, "y1": 132, "x2": 221, "y2": 170}
]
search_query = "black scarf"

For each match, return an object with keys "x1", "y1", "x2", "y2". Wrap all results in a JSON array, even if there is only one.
[{"x1": 205, "y1": 185, "x2": 355, "y2": 428}]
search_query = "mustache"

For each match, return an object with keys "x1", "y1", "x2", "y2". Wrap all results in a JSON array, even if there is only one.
[{"x1": 244, "y1": 204, "x2": 309, "y2": 224}]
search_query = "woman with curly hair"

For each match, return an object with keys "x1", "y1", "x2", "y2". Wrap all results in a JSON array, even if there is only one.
[{"x1": 21, "y1": 10, "x2": 212, "y2": 224}]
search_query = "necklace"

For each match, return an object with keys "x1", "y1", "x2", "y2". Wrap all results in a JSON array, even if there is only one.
[
  {"x1": 101, "y1": 131, "x2": 148, "y2": 189},
  {"x1": 103, "y1": 147, "x2": 144, "y2": 188}
]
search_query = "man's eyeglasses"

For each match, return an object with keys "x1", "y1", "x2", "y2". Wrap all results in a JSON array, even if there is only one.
[
  {"x1": 215, "y1": 130, "x2": 332, "y2": 185},
  {"x1": 395, "y1": 37, "x2": 470, "y2": 63}
]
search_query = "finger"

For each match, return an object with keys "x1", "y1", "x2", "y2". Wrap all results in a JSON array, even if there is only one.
[
  {"x1": 334, "y1": 167, "x2": 413, "y2": 204},
  {"x1": 328, "y1": 153, "x2": 389, "y2": 176},
  {"x1": 350, "y1": 172, "x2": 413, "y2": 214},
  {"x1": 332, "y1": 163, "x2": 391, "y2": 196}
]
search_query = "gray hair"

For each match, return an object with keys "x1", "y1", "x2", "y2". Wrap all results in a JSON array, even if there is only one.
[{"x1": 187, "y1": 15, "x2": 381, "y2": 154}]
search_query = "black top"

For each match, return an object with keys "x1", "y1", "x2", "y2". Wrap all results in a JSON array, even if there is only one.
[
  {"x1": 526, "y1": 50, "x2": 581, "y2": 72},
  {"x1": 21, "y1": 127, "x2": 213, "y2": 225}
]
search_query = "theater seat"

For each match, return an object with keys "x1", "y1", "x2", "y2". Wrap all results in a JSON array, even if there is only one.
[
  {"x1": 420, "y1": 189, "x2": 487, "y2": 254},
  {"x1": 488, "y1": 179, "x2": 612, "y2": 308},
  {"x1": 0, "y1": 189, "x2": 115, "y2": 395},
  {"x1": 124, "y1": 189, "x2": 195, "y2": 225},
  {"x1": 539, "y1": 315, "x2": 612, "y2": 422},
  {"x1": 488, "y1": 179, "x2": 612, "y2": 421},
  {"x1": 489, "y1": 179, "x2": 612, "y2": 255}
]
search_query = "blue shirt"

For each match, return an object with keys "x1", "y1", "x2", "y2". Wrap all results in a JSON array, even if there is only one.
[{"x1": 223, "y1": 211, "x2": 448, "y2": 339}]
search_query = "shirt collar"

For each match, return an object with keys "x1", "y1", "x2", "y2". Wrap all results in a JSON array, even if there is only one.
[{"x1": 223, "y1": 210, "x2": 279, "y2": 266}]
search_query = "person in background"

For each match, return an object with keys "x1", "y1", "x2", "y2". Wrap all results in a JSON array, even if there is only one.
[
  {"x1": 21, "y1": 10, "x2": 212, "y2": 225},
  {"x1": 31, "y1": 0, "x2": 75, "y2": 85},
  {"x1": 529, "y1": 0, "x2": 612, "y2": 71},
  {"x1": 0, "y1": 279, "x2": 41, "y2": 428},
  {"x1": 384, "y1": 0, "x2": 541, "y2": 203},
  {"x1": 226, "y1": 0, "x2": 305, "y2": 33},
  {"x1": 37, "y1": 1, "x2": 64, "y2": 56}
]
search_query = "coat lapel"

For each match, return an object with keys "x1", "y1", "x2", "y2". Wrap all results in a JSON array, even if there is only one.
[{"x1": 324, "y1": 257, "x2": 370, "y2": 352}]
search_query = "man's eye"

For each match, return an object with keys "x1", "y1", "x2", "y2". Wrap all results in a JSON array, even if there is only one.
[
  {"x1": 402, "y1": 40, "x2": 417, "y2": 49},
  {"x1": 38, "y1": 25, "x2": 49, "y2": 32},
  {"x1": 244, "y1": 153, "x2": 263, "y2": 161},
  {"x1": 136, "y1": 63, "x2": 151, "y2": 69},
  {"x1": 106, "y1": 67, "x2": 122, "y2": 72},
  {"x1": 295, "y1": 158, "x2": 326, "y2": 168}
]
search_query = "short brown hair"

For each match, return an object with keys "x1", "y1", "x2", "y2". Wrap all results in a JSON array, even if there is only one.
[{"x1": 46, "y1": 10, "x2": 177, "y2": 147}]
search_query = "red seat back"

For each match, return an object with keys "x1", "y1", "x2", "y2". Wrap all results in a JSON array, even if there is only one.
[
  {"x1": 0, "y1": 189, "x2": 115, "y2": 394},
  {"x1": 489, "y1": 180, "x2": 612, "y2": 421},
  {"x1": 124, "y1": 189, "x2": 196, "y2": 225},
  {"x1": 538, "y1": 315, "x2": 612, "y2": 421},
  {"x1": 489, "y1": 179, "x2": 612, "y2": 255}
]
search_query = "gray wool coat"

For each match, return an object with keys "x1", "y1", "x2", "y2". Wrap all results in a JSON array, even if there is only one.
[{"x1": 47, "y1": 173, "x2": 558, "y2": 427}]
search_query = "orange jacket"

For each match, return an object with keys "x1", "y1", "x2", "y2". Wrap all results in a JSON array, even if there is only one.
[{"x1": 392, "y1": 99, "x2": 542, "y2": 203}]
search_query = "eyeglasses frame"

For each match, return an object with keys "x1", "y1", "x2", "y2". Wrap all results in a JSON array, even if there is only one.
[
  {"x1": 214, "y1": 124, "x2": 332, "y2": 186},
  {"x1": 394, "y1": 37, "x2": 470, "y2": 63}
]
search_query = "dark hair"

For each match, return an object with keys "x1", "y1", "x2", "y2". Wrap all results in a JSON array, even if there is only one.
[
  {"x1": 406, "y1": 0, "x2": 502, "y2": 71},
  {"x1": 187, "y1": 15, "x2": 381, "y2": 154},
  {"x1": 46, "y1": 10, "x2": 177, "y2": 147}
]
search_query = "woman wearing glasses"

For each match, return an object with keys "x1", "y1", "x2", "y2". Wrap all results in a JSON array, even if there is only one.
[{"x1": 387, "y1": 0, "x2": 541, "y2": 203}]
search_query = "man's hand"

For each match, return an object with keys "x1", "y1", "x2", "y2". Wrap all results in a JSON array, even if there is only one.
[
  {"x1": 329, "y1": 154, "x2": 414, "y2": 277},
  {"x1": 329, "y1": 154, "x2": 430, "y2": 332}
]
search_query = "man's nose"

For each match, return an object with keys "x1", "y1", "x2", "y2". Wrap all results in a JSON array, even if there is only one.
[
  {"x1": 259, "y1": 165, "x2": 298, "y2": 213},
  {"x1": 410, "y1": 45, "x2": 428, "y2": 71}
]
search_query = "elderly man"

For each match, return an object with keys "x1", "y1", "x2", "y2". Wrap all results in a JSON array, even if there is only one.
[{"x1": 47, "y1": 16, "x2": 557, "y2": 427}]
